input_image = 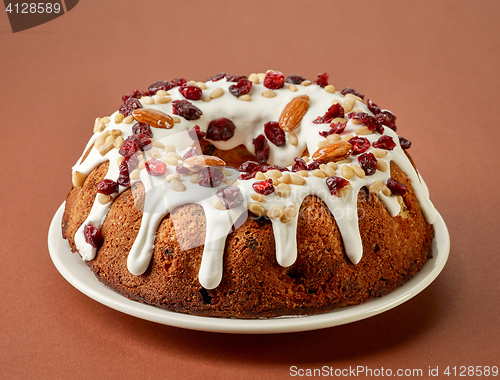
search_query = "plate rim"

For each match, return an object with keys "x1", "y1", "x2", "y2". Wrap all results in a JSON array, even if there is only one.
[{"x1": 48, "y1": 202, "x2": 449, "y2": 334}]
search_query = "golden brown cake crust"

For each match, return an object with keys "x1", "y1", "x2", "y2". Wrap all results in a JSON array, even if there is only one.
[{"x1": 62, "y1": 159, "x2": 434, "y2": 319}]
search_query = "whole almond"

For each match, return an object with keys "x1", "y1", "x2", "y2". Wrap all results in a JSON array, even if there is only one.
[
  {"x1": 311, "y1": 140, "x2": 353, "y2": 162},
  {"x1": 132, "y1": 108, "x2": 174, "y2": 129},
  {"x1": 278, "y1": 95, "x2": 310, "y2": 132},
  {"x1": 182, "y1": 155, "x2": 226, "y2": 171}
]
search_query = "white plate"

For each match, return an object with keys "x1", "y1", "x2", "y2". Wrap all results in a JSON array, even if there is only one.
[{"x1": 48, "y1": 203, "x2": 449, "y2": 334}]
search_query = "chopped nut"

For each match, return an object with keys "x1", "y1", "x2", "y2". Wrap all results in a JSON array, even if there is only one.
[
  {"x1": 369, "y1": 180, "x2": 383, "y2": 194},
  {"x1": 98, "y1": 194, "x2": 112, "y2": 205},
  {"x1": 350, "y1": 164, "x2": 365, "y2": 178},
  {"x1": 250, "y1": 193, "x2": 265, "y2": 202},
  {"x1": 213, "y1": 198, "x2": 226, "y2": 210},
  {"x1": 114, "y1": 113, "x2": 125, "y2": 124},
  {"x1": 72, "y1": 171, "x2": 86, "y2": 187},
  {"x1": 324, "y1": 85, "x2": 336, "y2": 93},
  {"x1": 210, "y1": 87, "x2": 224, "y2": 99},
  {"x1": 170, "y1": 179, "x2": 186, "y2": 192},
  {"x1": 262, "y1": 90, "x2": 276, "y2": 98},
  {"x1": 341, "y1": 164, "x2": 354, "y2": 179},
  {"x1": 248, "y1": 202, "x2": 265, "y2": 217},
  {"x1": 276, "y1": 183, "x2": 291, "y2": 197},
  {"x1": 288, "y1": 83, "x2": 298, "y2": 92},
  {"x1": 376, "y1": 159, "x2": 388, "y2": 172},
  {"x1": 267, "y1": 206, "x2": 285, "y2": 219}
]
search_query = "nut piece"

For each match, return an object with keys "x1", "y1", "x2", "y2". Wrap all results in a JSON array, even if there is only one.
[
  {"x1": 182, "y1": 155, "x2": 226, "y2": 171},
  {"x1": 311, "y1": 140, "x2": 353, "y2": 162},
  {"x1": 132, "y1": 108, "x2": 174, "y2": 129},
  {"x1": 278, "y1": 95, "x2": 310, "y2": 132}
]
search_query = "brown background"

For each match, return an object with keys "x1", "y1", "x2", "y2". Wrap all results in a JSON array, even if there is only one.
[{"x1": 1, "y1": 0, "x2": 499, "y2": 378}]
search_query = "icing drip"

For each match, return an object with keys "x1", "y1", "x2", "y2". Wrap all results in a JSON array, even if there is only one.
[{"x1": 71, "y1": 74, "x2": 437, "y2": 289}]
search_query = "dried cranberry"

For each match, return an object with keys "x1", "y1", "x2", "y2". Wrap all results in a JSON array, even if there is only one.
[
  {"x1": 172, "y1": 99, "x2": 202, "y2": 121},
  {"x1": 263, "y1": 70, "x2": 285, "y2": 90},
  {"x1": 238, "y1": 161, "x2": 261, "y2": 173},
  {"x1": 264, "y1": 121, "x2": 286, "y2": 147},
  {"x1": 252, "y1": 134, "x2": 270, "y2": 163},
  {"x1": 326, "y1": 176, "x2": 350, "y2": 195},
  {"x1": 84, "y1": 223, "x2": 103, "y2": 249},
  {"x1": 119, "y1": 136, "x2": 140, "y2": 157},
  {"x1": 97, "y1": 179, "x2": 119, "y2": 195},
  {"x1": 145, "y1": 158, "x2": 167, "y2": 176},
  {"x1": 358, "y1": 152, "x2": 377, "y2": 176},
  {"x1": 171, "y1": 78, "x2": 187, "y2": 87},
  {"x1": 179, "y1": 84, "x2": 203, "y2": 100},
  {"x1": 176, "y1": 164, "x2": 191, "y2": 175},
  {"x1": 122, "y1": 90, "x2": 150, "y2": 102},
  {"x1": 225, "y1": 74, "x2": 247, "y2": 82},
  {"x1": 216, "y1": 186, "x2": 244, "y2": 209},
  {"x1": 386, "y1": 177, "x2": 408, "y2": 196},
  {"x1": 148, "y1": 80, "x2": 175, "y2": 94},
  {"x1": 182, "y1": 146, "x2": 198, "y2": 159},
  {"x1": 307, "y1": 160, "x2": 327, "y2": 171},
  {"x1": 239, "y1": 172, "x2": 256, "y2": 180},
  {"x1": 136, "y1": 133, "x2": 152, "y2": 151},
  {"x1": 372, "y1": 135, "x2": 396, "y2": 150},
  {"x1": 118, "y1": 98, "x2": 142, "y2": 116},
  {"x1": 292, "y1": 157, "x2": 307, "y2": 172},
  {"x1": 188, "y1": 125, "x2": 206, "y2": 140},
  {"x1": 341, "y1": 87, "x2": 365, "y2": 99},
  {"x1": 320, "y1": 121, "x2": 348, "y2": 137},
  {"x1": 260, "y1": 165, "x2": 289, "y2": 172},
  {"x1": 206, "y1": 118, "x2": 236, "y2": 141},
  {"x1": 120, "y1": 154, "x2": 138, "y2": 175},
  {"x1": 198, "y1": 167, "x2": 224, "y2": 187},
  {"x1": 132, "y1": 123, "x2": 153, "y2": 138},
  {"x1": 398, "y1": 136, "x2": 412, "y2": 149},
  {"x1": 229, "y1": 79, "x2": 252, "y2": 97},
  {"x1": 285, "y1": 74, "x2": 307, "y2": 84},
  {"x1": 207, "y1": 72, "x2": 227, "y2": 82},
  {"x1": 313, "y1": 104, "x2": 345, "y2": 124},
  {"x1": 314, "y1": 72, "x2": 329, "y2": 88},
  {"x1": 252, "y1": 179, "x2": 274, "y2": 195},
  {"x1": 367, "y1": 99, "x2": 382, "y2": 115},
  {"x1": 117, "y1": 173, "x2": 130, "y2": 188},
  {"x1": 374, "y1": 111, "x2": 397, "y2": 131},
  {"x1": 348, "y1": 136, "x2": 371, "y2": 155},
  {"x1": 349, "y1": 112, "x2": 384, "y2": 134}
]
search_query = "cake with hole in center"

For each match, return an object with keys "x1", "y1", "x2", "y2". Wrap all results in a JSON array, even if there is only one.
[{"x1": 61, "y1": 70, "x2": 436, "y2": 318}]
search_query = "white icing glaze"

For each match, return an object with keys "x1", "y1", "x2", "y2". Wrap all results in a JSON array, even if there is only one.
[{"x1": 71, "y1": 73, "x2": 437, "y2": 289}]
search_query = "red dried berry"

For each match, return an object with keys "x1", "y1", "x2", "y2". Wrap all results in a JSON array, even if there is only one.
[
  {"x1": 341, "y1": 87, "x2": 365, "y2": 99},
  {"x1": 84, "y1": 223, "x2": 104, "y2": 249},
  {"x1": 119, "y1": 136, "x2": 140, "y2": 157},
  {"x1": 207, "y1": 72, "x2": 227, "y2": 82},
  {"x1": 171, "y1": 78, "x2": 187, "y2": 87},
  {"x1": 374, "y1": 111, "x2": 397, "y2": 131},
  {"x1": 292, "y1": 157, "x2": 307, "y2": 172},
  {"x1": 122, "y1": 90, "x2": 150, "y2": 102},
  {"x1": 97, "y1": 179, "x2": 119, "y2": 195},
  {"x1": 216, "y1": 186, "x2": 244, "y2": 209},
  {"x1": 372, "y1": 135, "x2": 396, "y2": 150},
  {"x1": 179, "y1": 84, "x2": 203, "y2": 101},
  {"x1": 136, "y1": 133, "x2": 152, "y2": 151},
  {"x1": 398, "y1": 136, "x2": 412, "y2": 149},
  {"x1": 188, "y1": 125, "x2": 206, "y2": 140},
  {"x1": 358, "y1": 152, "x2": 377, "y2": 176},
  {"x1": 239, "y1": 172, "x2": 256, "y2": 180},
  {"x1": 252, "y1": 134, "x2": 270, "y2": 164},
  {"x1": 145, "y1": 158, "x2": 167, "y2": 176},
  {"x1": 172, "y1": 99, "x2": 203, "y2": 121},
  {"x1": 263, "y1": 70, "x2": 285, "y2": 90},
  {"x1": 238, "y1": 161, "x2": 262, "y2": 173},
  {"x1": 387, "y1": 177, "x2": 408, "y2": 196},
  {"x1": 320, "y1": 121, "x2": 348, "y2": 137},
  {"x1": 229, "y1": 79, "x2": 253, "y2": 97},
  {"x1": 349, "y1": 112, "x2": 384, "y2": 134},
  {"x1": 225, "y1": 74, "x2": 247, "y2": 82},
  {"x1": 117, "y1": 173, "x2": 130, "y2": 188},
  {"x1": 314, "y1": 72, "x2": 329, "y2": 88},
  {"x1": 132, "y1": 122, "x2": 153, "y2": 138},
  {"x1": 348, "y1": 136, "x2": 371, "y2": 155},
  {"x1": 117, "y1": 155, "x2": 138, "y2": 188},
  {"x1": 313, "y1": 104, "x2": 345, "y2": 124},
  {"x1": 148, "y1": 80, "x2": 175, "y2": 94},
  {"x1": 206, "y1": 118, "x2": 236, "y2": 141},
  {"x1": 260, "y1": 165, "x2": 289, "y2": 173},
  {"x1": 198, "y1": 167, "x2": 224, "y2": 187},
  {"x1": 326, "y1": 176, "x2": 350, "y2": 195},
  {"x1": 118, "y1": 98, "x2": 142, "y2": 116},
  {"x1": 252, "y1": 178, "x2": 274, "y2": 195},
  {"x1": 285, "y1": 74, "x2": 307, "y2": 84},
  {"x1": 307, "y1": 160, "x2": 328, "y2": 171},
  {"x1": 367, "y1": 99, "x2": 382, "y2": 115},
  {"x1": 264, "y1": 121, "x2": 286, "y2": 147}
]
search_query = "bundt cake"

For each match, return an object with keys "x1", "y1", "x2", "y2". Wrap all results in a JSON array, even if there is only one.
[{"x1": 61, "y1": 71, "x2": 437, "y2": 318}]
